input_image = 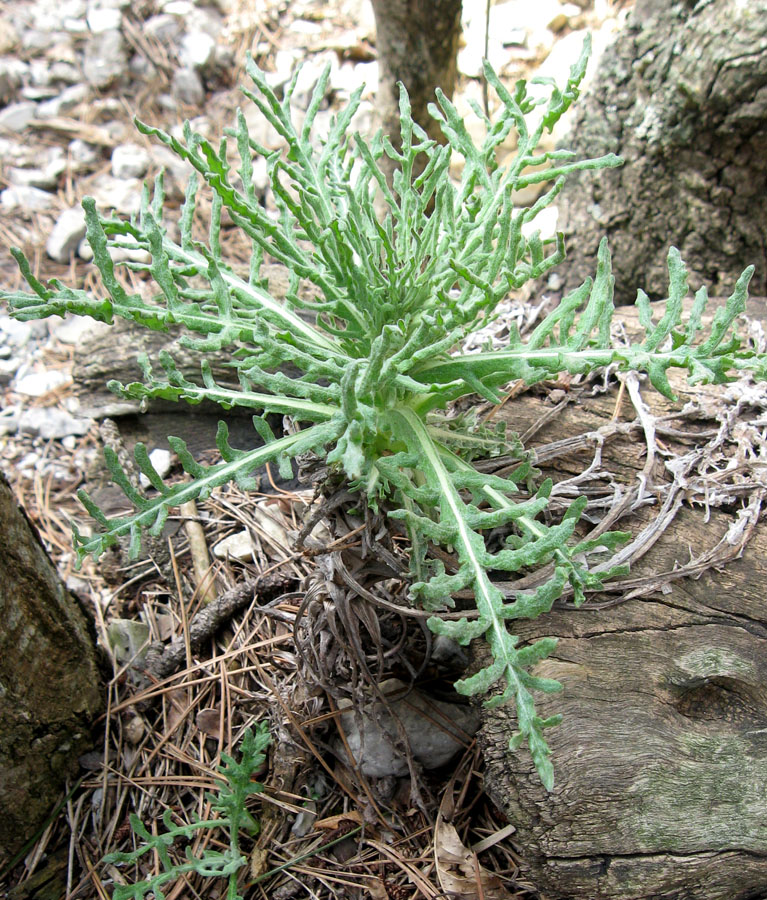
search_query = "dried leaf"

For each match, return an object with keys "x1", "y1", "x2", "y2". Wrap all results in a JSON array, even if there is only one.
[
  {"x1": 195, "y1": 707, "x2": 221, "y2": 737},
  {"x1": 434, "y1": 817, "x2": 513, "y2": 900}
]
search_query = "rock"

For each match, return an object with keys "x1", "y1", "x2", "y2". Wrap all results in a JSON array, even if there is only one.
[
  {"x1": 83, "y1": 29, "x2": 127, "y2": 88},
  {"x1": 179, "y1": 31, "x2": 217, "y2": 71},
  {"x1": 69, "y1": 138, "x2": 101, "y2": 168},
  {"x1": 14, "y1": 368, "x2": 70, "y2": 397},
  {"x1": 86, "y1": 5, "x2": 122, "y2": 33},
  {"x1": 111, "y1": 142, "x2": 151, "y2": 179},
  {"x1": 336, "y1": 679, "x2": 480, "y2": 777},
  {"x1": 47, "y1": 207, "x2": 88, "y2": 263},
  {"x1": 0, "y1": 359, "x2": 21, "y2": 386},
  {"x1": 53, "y1": 314, "x2": 111, "y2": 346},
  {"x1": 90, "y1": 173, "x2": 142, "y2": 214},
  {"x1": 431, "y1": 635, "x2": 470, "y2": 670},
  {"x1": 18, "y1": 407, "x2": 92, "y2": 440},
  {"x1": 37, "y1": 83, "x2": 90, "y2": 118},
  {"x1": 213, "y1": 530, "x2": 255, "y2": 561},
  {"x1": 0, "y1": 101, "x2": 37, "y2": 133},
  {"x1": 143, "y1": 13, "x2": 182, "y2": 43},
  {"x1": 149, "y1": 144, "x2": 193, "y2": 195},
  {"x1": 0, "y1": 317, "x2": 33, "y2": 349},
  {"x1": 161, "y1": 0, "x2": 195, "y2": 14},
  {"x1": 521, "y1": 205, "x2": 559, "y2": 241},
  {"x1": 7, "y1": 163, "x2": 60, "y2": 191},
  {"x1": 171, "y1": 67, "x2": 205, "y2": 106},
  {"x1": 1, "y1": 185, "x2": 55, "y2": 211},
  {"x1": 139, "y1": 448, "x2": 172, "y2": 487}
]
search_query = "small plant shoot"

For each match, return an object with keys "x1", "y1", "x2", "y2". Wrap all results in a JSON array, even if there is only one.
[
  {"x1": 103, "y1": 723, "x2": 270, "y2": 900},
  {"x1": 3, "y1": 38, "x2": 763, "y2": 790}
]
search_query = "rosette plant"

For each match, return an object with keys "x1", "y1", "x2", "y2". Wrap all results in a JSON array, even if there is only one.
[{"x1": 3, "y1": 38, "x2": 762, "y2": 788}]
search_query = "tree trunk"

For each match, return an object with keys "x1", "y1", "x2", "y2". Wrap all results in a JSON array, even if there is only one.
[
  {"x1": 0, "y1": 474, "x2": 104, "y2": 866},
  {"x1": 370, "y1": 0, "x2": 462, "y2": 166},
  {"x1": 555, "y1": 0, "x2": 767, "y2": 305},
  {"x1": 478, "y1": 296, "x2": 767, "y2": 899}
]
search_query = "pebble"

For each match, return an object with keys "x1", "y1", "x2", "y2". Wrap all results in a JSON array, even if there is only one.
[
  {"x1": 1, "y1": 185, "x2": 55, "y2": 211},
  {"x1": 86, "y1": 6, "x2": 122, "y2": 33},
  {"x1": 15, "y1": 368, "x2": 71, "y2": 397},
  {"x1": 37, "y1": 83, "x2": 90, "y2": 118},
  {"x1": 18, "y1": 407, "x2": 92, "y2": 439},
  {"x1": 83, "y1": 29, "x2": 128, "y2": 88},
  {"x1": 171, "y1": 67, "x2": 204, "y2": 106},
  {"x1": 69, "y1": 138, "x2": 101, "y2": 167},
  {"x1": 213, "y1": 530, "x2": 255, "y2": 561},
  {"x1": 47, "y1": 207, "x2": 88, "y2": 263},
  {"x1": 90, "y1": 173, "x2": 142, "y2": 214},
  {"x1": 53, "y1": 314, "x2": 110, "y2": 345},
  {"x1": 111, "y1": 142, "x2": 151, "y2": 179},
  {"x1": 139, "y1": 448, "x2": 172, "y2": 487},
  {"x1": 144, "y1": 14, "x2": 182, "y2": 43},
  {"x1": 0, "y1": 101, "x2": 37, "y2": 132},
  {"x1": 161, "y1": 0, "x2": 195, "y2": 16},
  {"x1": 0, "y1": 361, "x2": 21, "y2": 387},
  {"x1": 179, "y1": 31, "x2": 216, "y2": 70},
  {"x1": 0, "y1": 317, "x2": 33, "y2": 349}
]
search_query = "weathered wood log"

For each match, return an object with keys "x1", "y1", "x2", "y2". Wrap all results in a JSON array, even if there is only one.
[
  {"x1": 0, "y1": 473, "x2": 104, "y2": 866},
  {"x1": 481, "y1": 298, "x2": 767, "y2": 899}
]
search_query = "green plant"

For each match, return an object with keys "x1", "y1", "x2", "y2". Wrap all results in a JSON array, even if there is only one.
[
  {"x1": 3, "y1": 39, "x2": 763, "y2": 789},
  {"x1": 103, "y1": 723, "x2": 270, "y2": 900}
]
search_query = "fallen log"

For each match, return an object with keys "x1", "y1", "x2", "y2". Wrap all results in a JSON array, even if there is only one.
[{"x1": 480, "y1": 297, "x2": 767, "y2": 900}]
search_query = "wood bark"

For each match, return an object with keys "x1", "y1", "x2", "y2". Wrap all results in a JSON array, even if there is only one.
[
  {"x1": 480, "y1": 297, "x2": 767, "y2": 899},
  {"x1": 555, "y1": 0, "x2": 767, "y2": 305},
  {"x1": 370, "y1": 0, "x2": 462, "y2": 178},
  {"x1": 0, "y1": 474, "x2": 104, "y2": 866}
]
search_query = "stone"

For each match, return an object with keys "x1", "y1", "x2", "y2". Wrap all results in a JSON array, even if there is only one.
[
  {"x1": 161, "y1": 0, "x2": 194, "y2": 14},
  {"x1": 86, "y1": 6, "x2": 122, "y2": 33},
  {"x1": 69, "y1": 138, "x2": 101, "y2": 167},
  {"x1": 83, "y1": 29, "x2": 127, "y2": 88},
  {"x1": 336, "y1": 679, "x2": 480, "y2": 777},
  {"x1": 90, "y1": 173, "x2": 142, "y2": 214},
  {"x1": 521, "y1": 205, "x2": 559, "y2": 241},
  {"x1": 0, "y1": 359, "x2": 21, "y2": 386},
  {"x1": 47, "y1": 207, "x2": 88, "y2": 263},
  {"x1": 111, "y1": 142, "x2": 151, "y2": 179},
  {"x1": 0, "y1": 101, "x2": 37, "y2": 133},
  {"x1": 149, "y1": 144, "x2": 193, "y2": 194},
  {"x1": 8, "y1": 157, "x2": 63, "y2": 191},
  {"x1": 14, "y1": 368, "x2": 70, "y2": 397},
  {"x1": 143, "y1": 13, "x2": 181, "y2": 43},
  {"x1": 213, "y1": 530, "x2": 255, "y2": 561},
  {"x1": 0, "y1": 317, "x2": 33, "y2": 349},
  {"x1": 179, "y1": 31, "x2": 217, "y2": 71},
  {"x1": 53, "y1": 314, "x2": 111, "y2": 346},
  {"x1": 171, "y1": 67, "x2": 204, "y2": 106},
  {"x1": 37, "y1": 83, "x2": 90, "y2": 118},
  {"x1": 139, "y1": 448, "x2": 172, "y2": 488},
  {"x1": 1, "y1": 185, "x2": 55, "y2": 211},
  {"x1": 18, "y1": 407, "x2": 92, "y2": 440}
]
